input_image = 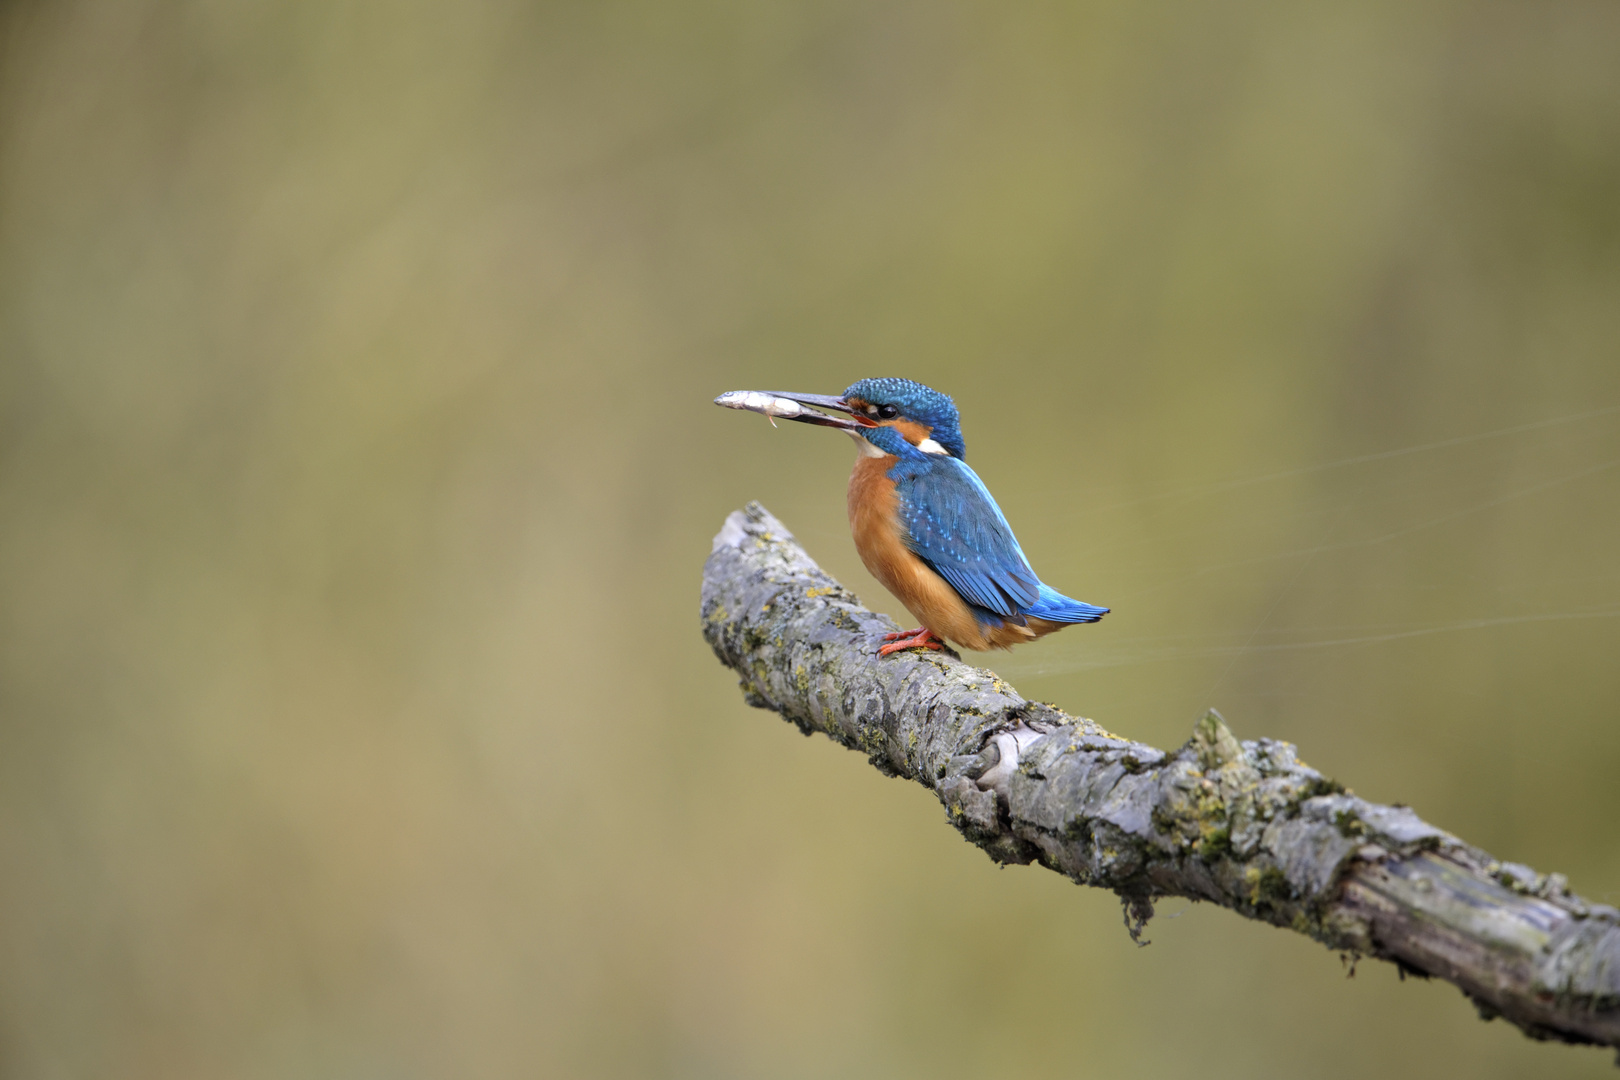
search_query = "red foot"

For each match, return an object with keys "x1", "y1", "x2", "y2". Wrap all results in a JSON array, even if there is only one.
[{"x1": 878, "y1": 627, "x2": 945, "y2": 656}]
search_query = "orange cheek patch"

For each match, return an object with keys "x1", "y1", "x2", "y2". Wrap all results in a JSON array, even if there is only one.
[{"x1": 887, "y1": 418, "x2": 934, "y2": 445}]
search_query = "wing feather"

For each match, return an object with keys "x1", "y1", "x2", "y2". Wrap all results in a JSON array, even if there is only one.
[{"x1": 891, "y1": 457, "x2": 1041, "y2": 617}]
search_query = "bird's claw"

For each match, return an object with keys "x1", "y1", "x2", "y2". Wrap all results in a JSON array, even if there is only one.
[{"x1": 877, "y1": 627, "x2": 945, "y2": 656}]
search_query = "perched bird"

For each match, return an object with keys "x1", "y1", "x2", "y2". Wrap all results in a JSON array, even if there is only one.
[{"x1": 715, "y1": 377, "x2": 1107, "y2": 655}]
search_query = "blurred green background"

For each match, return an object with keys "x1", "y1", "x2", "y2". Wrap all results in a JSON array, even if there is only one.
[{"x1": 1, "y1": 2, "x2": 1617, "y2": 1077}]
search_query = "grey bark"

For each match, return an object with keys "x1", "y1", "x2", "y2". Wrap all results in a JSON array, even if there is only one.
[{"x1": 701, "y1": 502, "x2": 1620, "y2": 1053}]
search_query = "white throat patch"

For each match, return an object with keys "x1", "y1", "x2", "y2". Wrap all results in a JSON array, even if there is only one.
[{"x1": 849, "y1": 432, "x2": 889, "y2": 458}]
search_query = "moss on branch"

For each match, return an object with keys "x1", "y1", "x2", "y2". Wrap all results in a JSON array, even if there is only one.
[{"x1": 701, "y1": 502, "x2": 1620, "y2": 1053}]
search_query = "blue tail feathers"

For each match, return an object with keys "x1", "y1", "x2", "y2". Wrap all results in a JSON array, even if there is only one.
[{"x1": 1024, "y1": 583, "x2": 1109, "y2": 624}]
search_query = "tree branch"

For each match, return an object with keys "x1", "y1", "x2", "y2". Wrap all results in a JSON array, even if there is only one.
[{"x1": 701, "y1": 502, "x2": 1620, "y2": 1053}]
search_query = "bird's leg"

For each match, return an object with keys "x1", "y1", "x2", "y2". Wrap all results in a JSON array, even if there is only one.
[{"x1": 878, "y1": 627, "x2": 945, "y2": 656}]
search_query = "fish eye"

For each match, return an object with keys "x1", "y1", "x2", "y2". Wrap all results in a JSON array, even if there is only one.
[{"x1": 876, "y1": 404, "x2": 899, "y2": 420}]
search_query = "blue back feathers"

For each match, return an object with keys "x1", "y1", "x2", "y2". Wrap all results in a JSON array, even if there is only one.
[
  {"x1": 844, "y1": 377, "x2": 1107, "y2": 629},
  {"x1": 891, "y1": 455, "x2": 1040, "y2": 617}
]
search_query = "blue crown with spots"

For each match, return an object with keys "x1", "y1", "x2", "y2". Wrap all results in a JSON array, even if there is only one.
[{"x1": 842, "y1": 378, "x2": 966, "y2": 459}]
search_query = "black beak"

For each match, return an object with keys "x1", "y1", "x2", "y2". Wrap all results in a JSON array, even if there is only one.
[
  {"x1": 766, "y1": 391, "x2": 864, "y2": 429},
  {"x1": 713, "y1": 390, "x2": 871, "y2": 430}
]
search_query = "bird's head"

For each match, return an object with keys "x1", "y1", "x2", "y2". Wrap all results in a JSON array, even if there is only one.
[
  {"x1": 713, "y1": 378, "x2": 964, "y2": 460},
  {"x1": 839, "y1": 377, "x2": 965, "y2": 459}
]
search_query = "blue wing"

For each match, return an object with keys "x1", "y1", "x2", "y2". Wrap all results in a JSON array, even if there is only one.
[
  {"x1": 891, "y1": 456, "x2": 1107, "y2": 625},
  {"x1": 890, "y1": 457, "x2": 1042, "y2": 617}
]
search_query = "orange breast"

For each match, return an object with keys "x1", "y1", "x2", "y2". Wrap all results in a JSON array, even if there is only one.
[
  {"x1": 844, "y1": 452, "x2": 1079, "y2": 651},
  {"x1": 847, "y1": 455, "x2": 1002, "y2": 650}
]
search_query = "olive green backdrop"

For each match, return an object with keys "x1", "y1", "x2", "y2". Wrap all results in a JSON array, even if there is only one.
[{"x1": 1, "y1": 2, "x2": 1617, "y2": 1077}]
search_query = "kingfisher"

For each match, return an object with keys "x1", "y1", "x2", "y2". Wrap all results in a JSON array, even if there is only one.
[{"x1": 715, "y1": 377, "x2": 1108, "y2": 656}]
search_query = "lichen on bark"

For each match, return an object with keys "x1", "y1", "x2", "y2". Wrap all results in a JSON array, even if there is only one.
[{"x1": 702, "y1": 502, "x2": 1620, "y2": 1052}]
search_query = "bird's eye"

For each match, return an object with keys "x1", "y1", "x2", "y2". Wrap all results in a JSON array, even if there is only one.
[{"x1": 877, "y1": 404, "x2": 899, "y2": 420}]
